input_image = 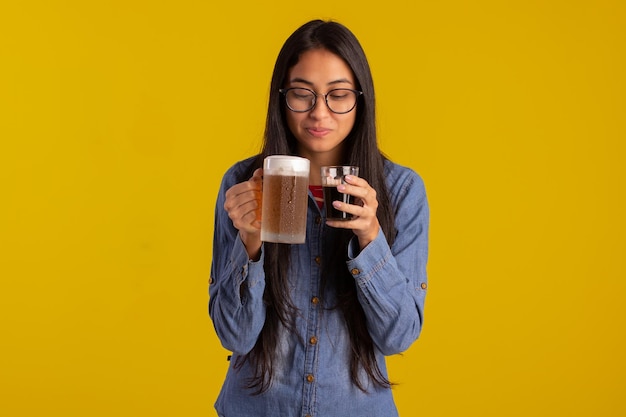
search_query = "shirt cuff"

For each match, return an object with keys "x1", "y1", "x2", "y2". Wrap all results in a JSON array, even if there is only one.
[
  {"x1": 347, "y1": 229, "x2": 388, "y2": 274},
  {"x1": 231, "y1": 235, "x2": 265, "y2": 289},
  {"x1": 346, "y1": 230, "x2": 403, "y2": 291}
]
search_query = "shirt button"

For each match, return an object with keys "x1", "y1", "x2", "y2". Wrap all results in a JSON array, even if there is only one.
[
  {"x1": 421, "y1": 282, "x2": 427, "y2": 290},
  {"x1": 309, "y1": 336, "x2": 318, "y2": 345},
  {"x1": 314, "y1": 256, "x2": 321, "y2": 265},
  {"x1": 311, "y1": 296, "x2": 320, "y2": 305},
  {"x1": 209, "y1": 277, "x2": 214, "y2": 285},
  {"x1": 350, "y1": 268, "x2": 360, "y2": 275},
  {"x1": 306, "y1": 374, "x2": 315, "y2": 383},
  {"x1": 315, "y1": 216, "x2": 322, "y2": 225}
]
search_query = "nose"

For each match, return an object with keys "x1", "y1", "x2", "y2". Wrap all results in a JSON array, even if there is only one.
[{"x1": 308, "y1": 95, "x2": 332, "y2": 119}]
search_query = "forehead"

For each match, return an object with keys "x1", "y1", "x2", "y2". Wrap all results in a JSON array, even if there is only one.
[{"x1": 287, "y1": 48, "x2": 355, "y2": 85}]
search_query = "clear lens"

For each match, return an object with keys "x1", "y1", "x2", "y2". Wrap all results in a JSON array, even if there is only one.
[
  {"x1": 283, "y1": 88, "x2": 359, "y2": 114},
  {"x1": 285, "y1": 88, "x2": 316, "y2": 112}
]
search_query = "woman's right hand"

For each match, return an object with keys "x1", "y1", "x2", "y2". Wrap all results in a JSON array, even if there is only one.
[{"x1": 223, "y1": 168, "x2": 263, "y2": 259}]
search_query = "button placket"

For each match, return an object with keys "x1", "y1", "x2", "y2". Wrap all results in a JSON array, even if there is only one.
[
  {"x1": 302, "y1": 199, "x2": 322, "y2": 416},
  {"x1": 303, "y1": 277, "x2": 321, "y2": 414}
]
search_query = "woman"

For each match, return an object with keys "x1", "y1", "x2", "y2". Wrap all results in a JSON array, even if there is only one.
[{"x1": 209, "y1": 19, "x2": 429, "y2": 417}]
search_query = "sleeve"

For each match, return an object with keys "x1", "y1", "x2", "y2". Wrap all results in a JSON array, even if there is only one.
[
  {"x1": 346, "y1": 170, "x2": 429, "y2": 355},
  {"x1": 208, "y1": 166, "x2": 267, "y2": 355}
]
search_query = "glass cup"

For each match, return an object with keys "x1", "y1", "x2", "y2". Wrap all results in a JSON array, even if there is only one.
[
  {"x1": 320, "y1": 166, "x2": 359, "y2": 220},
  {"x1": 261, "y1": 155, "x2": 310, "y2": 244}
]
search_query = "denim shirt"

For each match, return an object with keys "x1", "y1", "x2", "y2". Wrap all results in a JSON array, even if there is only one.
[{"x1": 209, "y1": 156, "x2": 429, "y2": 417}]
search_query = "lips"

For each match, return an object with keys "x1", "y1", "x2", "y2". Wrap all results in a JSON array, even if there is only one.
[{"x1": 306, "y1": 127, "x2": 331, "y2": 137}]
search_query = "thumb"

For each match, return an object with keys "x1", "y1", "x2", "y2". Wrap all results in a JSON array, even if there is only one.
[{"x1": 250, "y1": 168, "x2": 264, "y2": 185}]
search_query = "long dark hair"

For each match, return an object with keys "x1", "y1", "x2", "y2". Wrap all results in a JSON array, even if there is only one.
[{"x1": 235, "y1": 19, "x2": 396, "y2": 393}]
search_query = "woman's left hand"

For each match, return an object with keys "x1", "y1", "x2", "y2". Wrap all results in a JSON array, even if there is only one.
[{"x1": 326, "y1": 175, "x2": 380, "y2": 249}]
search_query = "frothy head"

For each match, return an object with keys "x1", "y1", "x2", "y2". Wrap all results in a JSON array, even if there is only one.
[{"x1": 263, "y1": 155, "x2": 310, "y2": 177}]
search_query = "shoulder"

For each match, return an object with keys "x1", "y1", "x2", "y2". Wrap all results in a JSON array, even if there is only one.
[
  {"x1": 383, "y1": 159, "x2": 426, "y2": 202},
  {"x1": 220, "y1": 155, "x2": 260, "y2": 188}
]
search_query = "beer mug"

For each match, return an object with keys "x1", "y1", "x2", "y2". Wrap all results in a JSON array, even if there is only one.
[{"x1": 261, "y1": 156, "x2": 310, "y2": 244}]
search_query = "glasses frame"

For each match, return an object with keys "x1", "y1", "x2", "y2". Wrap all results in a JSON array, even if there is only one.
[{"x1": 279, "y1": 87, "x2": 363, "y2": 114}]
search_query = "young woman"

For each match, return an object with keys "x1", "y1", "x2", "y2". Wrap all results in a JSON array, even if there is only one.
[{"x1": 209, "y1": 19, "x2": 429, "y2": 417}]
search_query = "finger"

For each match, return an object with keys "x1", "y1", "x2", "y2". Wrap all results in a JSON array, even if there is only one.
[
  {"x1": 343, "y1": 174, "x2": 366, "y2": 187},
  {"x1": 225, "y1": 176, "x2": 263, "y2": 205},
  {"x1": 325, "y1": 218, "x2": 356, "y2": 229},
  {"x1": 231, "y1": 200, "x2": 262, "y2": 230},
  {"x1": 331, "y1": 200, "x2": 363, "y2": 218},
  {"x1": 225, "y1": 181, "x2": 256, "y2": 203},
  {"x1": 337, "y1": 182, "x2": 377, "y2": 204},
  {"x1": 241, "y1": 210, "x2": 263, "y2": 230},
  {"x1": 225, "y1": 189, "x2": 261, "y2": 219},
  {"x1": 248, "y1": 168, "x2": 264, "y2": 187},
  {"x1": 224, "y1": 188, "x2": 252, "y2": 212}
]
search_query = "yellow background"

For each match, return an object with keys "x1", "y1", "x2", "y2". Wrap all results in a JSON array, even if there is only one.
[{"x1": 1, "y1": 1, "x2": 624, "y2": 416}]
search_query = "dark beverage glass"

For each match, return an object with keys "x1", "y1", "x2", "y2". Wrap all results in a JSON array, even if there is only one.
[{"x1": 320, "y1": 166, "x2": 359, "y2": 220}]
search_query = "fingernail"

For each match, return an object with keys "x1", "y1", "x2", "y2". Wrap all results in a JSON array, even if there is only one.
[
  {"x1": 337, "y1": 184, "x2": 346, "y2": 191},
  {"x1": 332, "y1": 201, "x2": 341, "y2": 208}
]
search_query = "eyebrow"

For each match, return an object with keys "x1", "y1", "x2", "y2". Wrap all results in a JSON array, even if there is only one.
[{"x1": 289, "y1": 77, "x2": 354, "y2": 86}]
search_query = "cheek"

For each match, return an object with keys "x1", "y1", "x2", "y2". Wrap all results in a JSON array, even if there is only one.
[{"x1": 342, "y1": 113, "x2": 357, "y2": 133}]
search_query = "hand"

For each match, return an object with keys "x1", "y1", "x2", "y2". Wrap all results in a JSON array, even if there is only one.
[
  {"x1": 325, "y1": 175, "x2": 380, "y2": 249},
  {"x1": 223, "y1": 168, "x2": 263, "y2": 259}
]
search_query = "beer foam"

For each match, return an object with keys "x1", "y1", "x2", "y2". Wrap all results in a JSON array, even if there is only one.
[{"x1": 263, "y1": 155, "x2": 310, "y2": 176}]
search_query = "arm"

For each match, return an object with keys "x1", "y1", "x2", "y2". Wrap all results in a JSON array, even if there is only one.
[
  {"x1": 346, "y1": 170, "x2": 429, "y2": 355},
  {"x1": 209, "y1": 165, "x2": 267, "y2": 354}
]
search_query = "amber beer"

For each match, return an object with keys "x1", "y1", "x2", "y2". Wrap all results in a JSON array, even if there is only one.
[{"x1": 261, "y1": 156, "x2": 310, "y2": 244}]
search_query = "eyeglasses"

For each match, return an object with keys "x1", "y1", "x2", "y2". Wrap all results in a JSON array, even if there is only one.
[{"x1": 279, "y1": 87, "x2": 363, "y2": 114}]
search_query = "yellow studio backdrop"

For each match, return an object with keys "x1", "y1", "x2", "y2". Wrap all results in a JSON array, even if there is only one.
[{"x1": 1, "y1": 1, "x2": 624, "y2": 416}]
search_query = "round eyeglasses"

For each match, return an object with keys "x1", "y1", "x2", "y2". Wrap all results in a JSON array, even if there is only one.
[{"x1": 279, "y1": 87, "x2": 363, "y2": 114}]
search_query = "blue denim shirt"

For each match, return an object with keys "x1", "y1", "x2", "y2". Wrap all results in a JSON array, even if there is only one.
[{"x1": 209, "y1": 156, "x2": 429, "y2": 417}]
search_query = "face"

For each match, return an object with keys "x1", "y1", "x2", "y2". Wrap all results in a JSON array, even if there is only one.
[{"x1": 284, "y1": 48, "x2": 358, "y2": 164}]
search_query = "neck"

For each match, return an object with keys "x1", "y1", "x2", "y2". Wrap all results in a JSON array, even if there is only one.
[{"x1": 297, "y1": 148, "x2": 344, "y2": 186}]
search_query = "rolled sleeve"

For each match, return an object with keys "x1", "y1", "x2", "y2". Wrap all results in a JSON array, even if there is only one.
[
  {"x1": 209, "y1": 159, "x2": 268, "y2": 354},
  {"x1": 345, "y1": 164, "x2": 429, "y2": 355}
]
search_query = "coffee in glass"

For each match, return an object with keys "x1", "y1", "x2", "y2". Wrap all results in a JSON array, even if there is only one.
[{"x1": 320, "y1": 165, "x2": 359, "y2": 220}]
